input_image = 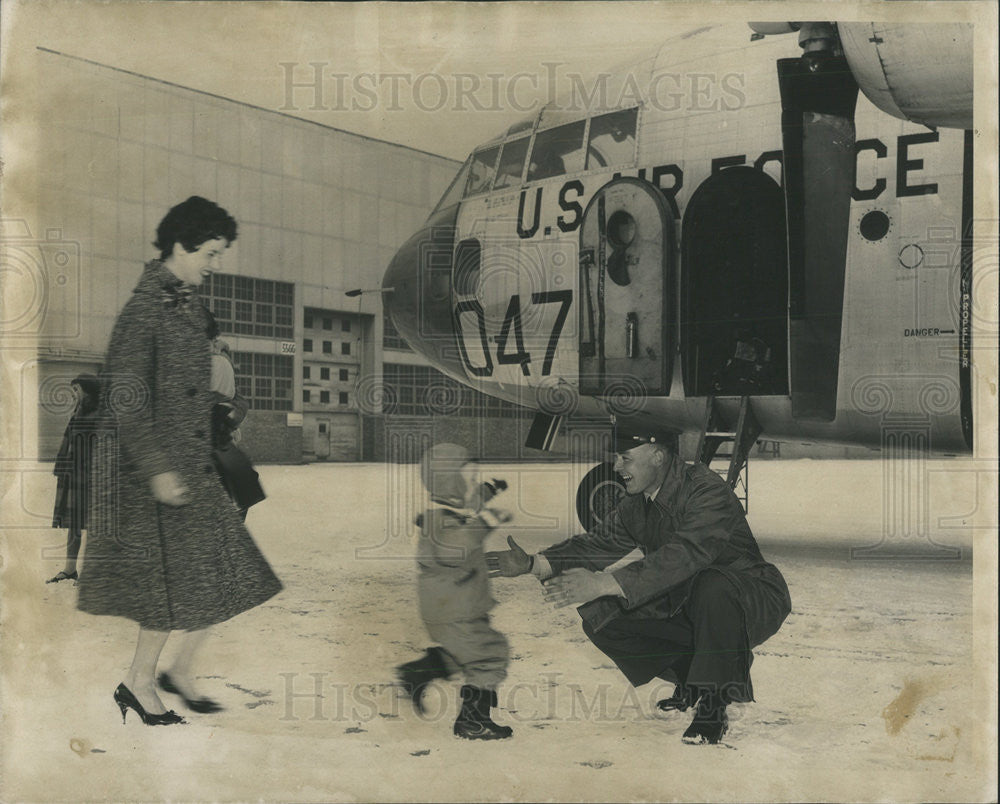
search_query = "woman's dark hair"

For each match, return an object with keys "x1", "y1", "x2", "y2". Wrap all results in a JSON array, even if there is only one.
[
  {"x1": 72, "y1": 373, "x2": 101, "y2": 414},
  {"x1": 154, "y1": 196, "x2": 238, "y2": 260}
]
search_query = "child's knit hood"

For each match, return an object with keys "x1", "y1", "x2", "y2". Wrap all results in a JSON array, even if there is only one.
[{"x1": 420, "y1": 443, "x2": 470, "y2": 507}]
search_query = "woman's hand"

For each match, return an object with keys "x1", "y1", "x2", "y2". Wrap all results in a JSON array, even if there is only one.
[{"x1": 151, "y1": 471, "x2": 189, "y2": 506}]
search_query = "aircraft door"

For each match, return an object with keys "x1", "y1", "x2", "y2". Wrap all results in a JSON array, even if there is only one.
[
  {"x1": 578, "y1": 177, "x2": 674, "y2": 396},
  {"x1": 681, "y1": 166, "x2": 788, "y2": 397}
]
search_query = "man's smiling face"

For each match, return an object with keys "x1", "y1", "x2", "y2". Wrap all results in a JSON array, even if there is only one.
[{"x1": 613, "y1": 443, "x2": 668, "y2": 497}]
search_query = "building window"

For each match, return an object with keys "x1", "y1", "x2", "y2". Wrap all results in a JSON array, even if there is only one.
[
  {"x1": 341, "y1": 342, "x2": 351, "y2": 356},
  {"x1": 342, "y1": 320, "x2": 351, "y2": 333},
  {"x1": 323, "y1": 341, "x2": 332, "y2": 354},
  {"x1": 383, "y1": 308, "x2": 411, "y2": 350},
  {"x1": 207, "y1": 273, "x2": 294, "y2": 338},
  {"x1": 303, "y1": 390, "x2": 311, "y2": 403},
  {"x1": 339, "y1": 369, "x2": 349, "y2": 381},
  {"x1": 320, "y1": 367, "x2": 330, "y2": 380},
  {"x1": 303, "y1": 366, "x2": 311, "y2": 379},
  {"x1": 381, "y1": 363, "x2": 531, "y2": 418},
  {"x1": 253, "y1": 280, "x2": 273, "y2": 337},
  {"x1": 232, "y1": 351, "x2": 294, "y2": 411},
  {"x1": 235, "y1": 300, "x2": 253, "y2": 333},
  {"x1": 320, "y1": 390, "x2": 330, "y2": 404},
  {"x1": 323, "y1": 317, "x2": 333, "y2": 330},
  {"x1": 339, "y1": 392, "x2": 349, "y2": 405},
  {"x1": 213, "y1": 299, "x2": 232, "y2": 322},
  {"x1": 304, "y1": 311, "x2": 313, "y2": 328},
  {"x1": 304, "y1": 339, "x2": 313, "y2": 352}
]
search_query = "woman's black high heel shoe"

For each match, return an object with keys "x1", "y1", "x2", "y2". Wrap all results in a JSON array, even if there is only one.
[
  {"x1": 114, "y1": 683, "x2": 185, "y2": 725},
  {"x1": 158, "y1": 672, "x2": 224, "y2": 713}
]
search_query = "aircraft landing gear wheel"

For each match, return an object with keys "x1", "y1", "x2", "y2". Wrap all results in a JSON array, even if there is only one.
[{"x1": 575, "y1": 462, "x2": 626, "y2": 531}]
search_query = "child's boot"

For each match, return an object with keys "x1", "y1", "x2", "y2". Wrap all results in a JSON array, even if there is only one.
[
  {"x1": 396, "y1": 647, "x2": 452, "y2": 713},
  {"x1": 453, "y1": 685, "x2": 513, "y2": 740}
]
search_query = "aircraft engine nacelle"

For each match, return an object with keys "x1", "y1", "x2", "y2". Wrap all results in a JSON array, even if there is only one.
[
  {"x1": 838, "y1": 23, "x2": 973, "y2": 130},
  {"x1": 751, "y1": 22, "x2": 974, "y2": 130}
]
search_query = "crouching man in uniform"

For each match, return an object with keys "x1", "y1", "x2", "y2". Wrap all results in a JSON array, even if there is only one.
[{"x1": 486, "y1": 422, "x2": 791, "y2": 744}]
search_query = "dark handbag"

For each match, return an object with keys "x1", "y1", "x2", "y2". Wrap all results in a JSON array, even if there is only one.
[{"x1": 212, "y1": 442, "x2": 266, "y2": 510}]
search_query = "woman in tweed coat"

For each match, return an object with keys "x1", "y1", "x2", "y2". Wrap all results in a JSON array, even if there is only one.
[{"x1": 77, "y1": 197, "x2": 282, "y2": 725}]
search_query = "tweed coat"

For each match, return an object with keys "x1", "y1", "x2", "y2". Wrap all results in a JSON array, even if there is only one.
[
  {"x1": 541, "y1": 458, "x2": 791, "y2": 648},
  {"x1": 77, "y1": 261, "x2": 282, "y2": 631}
]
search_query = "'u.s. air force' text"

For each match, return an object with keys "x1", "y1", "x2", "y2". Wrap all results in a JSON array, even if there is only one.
[{"x1": 511, "y1": 132, "x2": 941, "y2": 239}]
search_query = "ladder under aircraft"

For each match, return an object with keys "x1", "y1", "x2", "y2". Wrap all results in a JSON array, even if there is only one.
[{"x1": 695, "y1": 396, "x2": 761, "y2": 512}]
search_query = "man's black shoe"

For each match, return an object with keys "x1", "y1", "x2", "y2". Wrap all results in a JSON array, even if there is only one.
[
  {"x1": 681, "y1": 695, "x2": 729, "y2": 745},
  {"x1": 656, "y1": 684, "x2": 696, "y2": 713},
  {"x1": 396, "y1": 647, "x2": 452, "y2": 713}
]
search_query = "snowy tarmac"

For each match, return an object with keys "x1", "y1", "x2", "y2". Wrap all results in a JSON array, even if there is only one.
[{"x1": 1, "y1": 459, "x2": 993, "y2": 802}]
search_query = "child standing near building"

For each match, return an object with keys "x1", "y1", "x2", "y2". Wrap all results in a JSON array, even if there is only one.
[{"x1": 396, "y1": 443, "x2": 514, "y2": 740}]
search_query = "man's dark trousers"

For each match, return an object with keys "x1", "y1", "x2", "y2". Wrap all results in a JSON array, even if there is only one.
[{"x1": 581, "y1": 569, "x2": 752, "y2": 702}]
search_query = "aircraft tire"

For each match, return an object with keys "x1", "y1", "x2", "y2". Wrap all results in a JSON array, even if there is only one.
[{"x1": 575, "y1": 462, "x2": 626, "y2": 531}]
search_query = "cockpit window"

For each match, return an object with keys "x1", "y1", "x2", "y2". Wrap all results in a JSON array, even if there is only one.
[
  {"x1": 454, "y1": 238, "x2": 482, "y2": 296},
  {"x1": 527, "y1": 120, "x2": 587, "y2": 181},
  {"x1": 433, "y1": 157, "x2": 472, "y2": 213},
  {"x1": 464, "y1": 146, "x2": 500, "y2": 197},
  {"x1": 493, "y1": 137, "x2": 530, "y2": 190},
  {"x1": 506, "y1": 119, "x2": 534, "y2": 137},
  {"x1": 586, "y1": 108, "x2": 638, "y2": 170}
]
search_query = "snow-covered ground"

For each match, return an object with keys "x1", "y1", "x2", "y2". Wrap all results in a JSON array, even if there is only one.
[{"x1": 2, "y1": 459, "x2": 994, "y2": 802}]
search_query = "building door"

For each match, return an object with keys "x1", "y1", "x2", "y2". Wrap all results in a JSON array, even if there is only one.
[
  {"x1": 315, "y1": 420, "x2": 331, "y2": 460},
  {"x1": 327, "y1": 413, "x2": 360, "y2": 461}
]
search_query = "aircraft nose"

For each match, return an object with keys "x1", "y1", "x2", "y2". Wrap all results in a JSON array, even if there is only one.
[{"x1": 382, "y1": 205, "x2": 466, "y2": 376}]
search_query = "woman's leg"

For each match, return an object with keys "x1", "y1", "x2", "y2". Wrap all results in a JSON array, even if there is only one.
[
  {"x1": 163, "y1": 627, "x2": 212, "y2": 698},
  {"x1": 123, "y1": 627, "x2": 171, "y2": 714},
  {"x1": 63, "y1": 527, "x2": 82, "y2": 575},
  {"x1": 46, "y1": 528, "x2": 83, "y2": 582}
]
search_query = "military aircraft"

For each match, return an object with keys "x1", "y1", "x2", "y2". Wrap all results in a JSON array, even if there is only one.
[{"x1": 380, "y1": 21, "x2": 975, "y2": 526}]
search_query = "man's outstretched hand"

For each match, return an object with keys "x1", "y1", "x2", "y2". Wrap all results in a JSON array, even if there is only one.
[
  {"x1": 486, "y1": 535, "x2": 532, "y2": 577},
  {"x1": 542, "y1": 568, "x2": 623, "y2": 608}
]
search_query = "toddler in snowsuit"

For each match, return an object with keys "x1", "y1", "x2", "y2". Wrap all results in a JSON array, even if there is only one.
[{"x1": 396, "y1": 443, "x2": 514, "y2": 740}]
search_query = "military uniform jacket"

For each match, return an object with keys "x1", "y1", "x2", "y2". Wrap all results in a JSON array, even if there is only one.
[{"x1": 542, "y1": 459, "x2": 791, "y2": 642}]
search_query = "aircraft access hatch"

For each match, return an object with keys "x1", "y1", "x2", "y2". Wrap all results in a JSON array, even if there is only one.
[
  {"x1": 578, "y1": 178, "x2": 675, "y2": 398},
  {"x1": 681, "y1": 166, "x2": 789, "y2": 398}
]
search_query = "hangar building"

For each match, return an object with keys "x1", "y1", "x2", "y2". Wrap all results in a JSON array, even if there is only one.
[{"x1": 27, "y1": 48, "x2": 531, "y2": 463}]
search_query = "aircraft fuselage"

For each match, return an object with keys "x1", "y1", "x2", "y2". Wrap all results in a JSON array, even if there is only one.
[{"x1": 383, "y1": 24, "x2": 973, "y2": 454}]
